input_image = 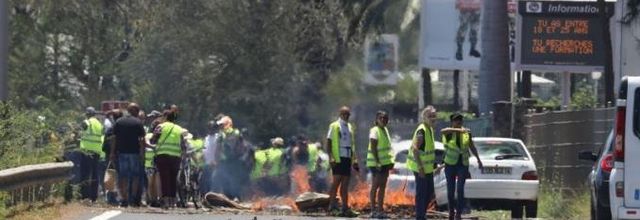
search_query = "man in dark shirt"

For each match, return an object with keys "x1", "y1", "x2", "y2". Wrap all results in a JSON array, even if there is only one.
[{"x1": 110, "y1": 103, "x2": 146, "y2": 207}]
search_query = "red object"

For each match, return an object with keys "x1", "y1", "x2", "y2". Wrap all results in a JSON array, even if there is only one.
[
  {"x1": 522, "y1": 171, "x2": 538, "y2": 180},
  {"x1": 601, "y1": 153, "x2": 614, "y2": 173},
  {"x1": 455, "y1": 0, "x2": 481, "y2": 11},
  {"x1": 101, "y1": 100, "x2": 129, "y2": 113},
  {"x1": 614, "y1": 106, "x2": 626, "y2": 162}
]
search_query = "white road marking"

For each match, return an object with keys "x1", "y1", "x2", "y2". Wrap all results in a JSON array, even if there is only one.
[{"x1": 89, "y1": 210, "x2": 122, "y2": 220}]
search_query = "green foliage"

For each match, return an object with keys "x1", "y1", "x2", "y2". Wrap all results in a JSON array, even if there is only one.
[
  {"x1": 571, "y1": 81, "x2": 597, "y2": 110},
  {"x1": 534, "y1": 97, "x2": 561, "y2": 110},
  {"x1": 0, "y1": 102, "x2": 78, "y2": 169},
  {"x1": 436, "y1": 111, "x2": 475, "y2": 121},
  {"x1": 8, "y1": 0, "x2": 420, "y2": 143}
]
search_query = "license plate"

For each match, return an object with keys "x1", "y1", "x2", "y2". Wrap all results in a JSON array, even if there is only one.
[{"x1": 481, "y1": 167, "x2": 512, "y2": 175}]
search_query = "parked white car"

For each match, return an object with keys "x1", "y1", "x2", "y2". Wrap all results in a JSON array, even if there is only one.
[
  {"x1": 367, "y1": 139, "x2": 445, "y2": 196},
  {"x1": 433, "y1": 137, "x2": 539, "y2": 218},
  {"x1": 609, "y1": 76, "x2": 640, "y2": 219}
]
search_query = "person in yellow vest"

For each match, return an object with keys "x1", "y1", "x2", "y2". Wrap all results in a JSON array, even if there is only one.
[
  {"x1": 291, "y1": 136, "x2": 325, "y2": 193},
  {"x1": 250, "y1": 144, "x2": 270, "y2": 189},
  {"x1": 367, "y1": 110, "x2": 394, "y2": 219},
  {"x1": 407, "y1": 106, "x2": 438, "y2": 220},
  {"x1": 150, "y1": 110, "x2": 188, "y2": 209},
  {"x1": 441, "y1": 113, "x2": 483, "y2": 220},
  {"x1": 266, "y1": 137, "x2": 288, "y2": 195},
  {"x1": 143, "y1": 131, "x2": 161, "y2": 207},
  {"x1": 326, "y1": 106, "x2": 359, "y2": 217},
  {"x1": 79, "y1": 106, "x2": 104, "y2": 202}
]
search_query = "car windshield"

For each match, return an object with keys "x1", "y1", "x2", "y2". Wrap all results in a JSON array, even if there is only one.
[{"x1": 475, "y1": 140, "x2": 529, "y2": 160}]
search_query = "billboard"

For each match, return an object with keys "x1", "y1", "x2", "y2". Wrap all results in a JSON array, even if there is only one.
[
  {"x1": 516, "y1": 1, "x2": 614, "y2": 72},
  {"x1": 420, "y1": 0, "x2": 517, "y2": 70},
  {"x1": 364, "y1": 34, "x2": 399, "y2": 85}
]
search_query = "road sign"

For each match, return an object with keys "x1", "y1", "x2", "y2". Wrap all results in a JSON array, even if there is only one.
[
  {"x1": 364, "y1": 34, "x2": 398, "y2": 85},
  {"x1": 516, "y1": 1, "x2": 614, "y2": 72}
]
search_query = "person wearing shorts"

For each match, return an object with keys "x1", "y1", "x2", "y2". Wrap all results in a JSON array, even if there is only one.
[
  {"x1": 366, "y1": 110, "x2": 394, "y2": 218},
  {"x1": 110, "y1": 103, "x2": 146, "y2": 207},
  {"x1": 326, "y1": 106, "x2": 359, "y2": 217}
]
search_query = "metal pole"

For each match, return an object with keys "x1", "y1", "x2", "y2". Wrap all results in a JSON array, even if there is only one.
[{"x1": 0, "y1": 0, "x2": 7, "y2": 101}]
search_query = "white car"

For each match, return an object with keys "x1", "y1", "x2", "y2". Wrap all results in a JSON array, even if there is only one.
[
  {"x1": 366, "y1": 139, "x2": 446, "y2": 195},
  {"x1": 433, "y1": 137, "x2": 539, "y2": 218},
  {"x1": 609, "y1": 76, "x2": 640, "y2": 219}
]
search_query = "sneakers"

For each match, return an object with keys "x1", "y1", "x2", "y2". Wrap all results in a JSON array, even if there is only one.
[{"x1": 469, "y1": 48, "x2": 481, "y2": 58}]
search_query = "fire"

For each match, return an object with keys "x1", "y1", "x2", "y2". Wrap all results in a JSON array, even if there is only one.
[
  {"x1": 251, "y1": 197, "x2": 300, "y2": 212},
  {"x1": 290, "y1": 165, "x2": 311, "y2": 194},
  {"x1": 348, "y1": 176, "x2": 416, "y2": 211}
]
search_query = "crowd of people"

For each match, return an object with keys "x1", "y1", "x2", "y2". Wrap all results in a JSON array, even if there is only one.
[{"x1": 74, "y1": 103, "x2": 481, "y2": 220}]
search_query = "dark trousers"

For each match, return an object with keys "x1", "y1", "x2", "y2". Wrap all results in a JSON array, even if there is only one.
[
  {"x1": 156, "y1": 154, "x2": 181, "y2": 198},
  {"x1": 445, "y1": 163, "x2": 468, "y2": 215},
  {"x1": 79, "y1": 152, "x2": 100, "y2": 201},
  {"x1": 216, "y1": 160, "x2": 249, "y2": 200},
  {"x1": 414, "y1": 172, "x2": 434, "y2": 220}
]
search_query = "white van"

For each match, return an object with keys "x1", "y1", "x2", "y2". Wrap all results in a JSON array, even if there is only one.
[{"x1": 609, "y1": 76, "x2": 640, "y2": 219}]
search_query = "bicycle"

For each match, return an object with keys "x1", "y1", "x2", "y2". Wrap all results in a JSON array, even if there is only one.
[{"x1": 177, "y1": 150, "x2": 201, "y2": 209}]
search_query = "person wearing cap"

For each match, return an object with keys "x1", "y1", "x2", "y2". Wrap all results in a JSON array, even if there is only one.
[
  {"x1": 78, "y1": 106, "x2": 105, "y2": 202},
  {"x1": 266, "y1": 137, "x2": 288, "y2": 195},
  {"x1": 407, "y1": 106, "x2": 438, "y2": 220},
  {"x1": 213, "y1": 115, "x2": 248, "y2": 200},
  {"x1": 326, "y1": 106, "x2": 359, "y2": 217},
  {"x1": 367, "y1": 110, "x2": 394, "y2": 219},
  {"x1": 441, "y1": 113, "x2": 483, "y2": 220}
]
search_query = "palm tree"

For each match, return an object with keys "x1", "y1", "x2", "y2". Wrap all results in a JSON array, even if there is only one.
[{"x1": 478, "y1": 0, "x2": 511, "y2": 114}]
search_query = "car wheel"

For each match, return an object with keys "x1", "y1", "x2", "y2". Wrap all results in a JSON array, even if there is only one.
[
  {"x1": 594, "y1": 199, "x2": 611, "y2": 220},
  {"x1": 525, "y1": 200, "x2": 538, "y2": 218},
  {"x1": 511, "y1": 200, "x2": 524, "y2": 219}
]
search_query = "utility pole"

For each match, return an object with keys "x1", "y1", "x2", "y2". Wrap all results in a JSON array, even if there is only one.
[
  {"x1": 479, "y1": 0, "x2": 510, "y2": 114},
  {"x1": 0, "y1": 0, "x2": 7, "y2": 101},
  {"x1": 598, "y1": 0, "x2": 614, "y2": 104},
  {"x1": 421, "y1": 68, "x2": 432, "y2": 108}
]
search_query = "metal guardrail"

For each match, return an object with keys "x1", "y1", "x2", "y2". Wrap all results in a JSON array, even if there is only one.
[
  {"x1": 0, "y1": 162, "x2": 74, "y2": 205},
  {"x1": 0, "y1": 162, "x2": 74, "y2": 191}
]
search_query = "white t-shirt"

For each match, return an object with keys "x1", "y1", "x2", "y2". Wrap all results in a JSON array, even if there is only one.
[
  {"x1": 327, "y1": 119, "x2": 352, "y2": 158},
  {"x1": 369, "y1": 128, "x2": 378, "y2": 140}
]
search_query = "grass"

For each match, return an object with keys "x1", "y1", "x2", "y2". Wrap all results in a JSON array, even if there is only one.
[
  {"x1": 473, "y1": 185, "x2": 590, "y2": 219},
  {"x1": 5, "y1": 199, "x2": 86, "y2": 220}
]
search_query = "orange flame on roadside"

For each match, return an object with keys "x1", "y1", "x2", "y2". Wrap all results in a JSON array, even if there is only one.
[
  {"x1": 348, "y1": 177, "x2": 415, "y2": 211},
  {"x1": 251, "y1": 197, "x2": 300, "y2": 212},
  {"x1": 291, "y1": 165, "x2": 311, "y2": 194}
]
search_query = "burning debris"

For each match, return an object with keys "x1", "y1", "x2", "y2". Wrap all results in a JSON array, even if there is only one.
[
  {"x1": 294, "y1": 192, "x2": 331, "y2": 212},
  {"x1": 204, "y1": 192, "x2": 250, "y2": 209}
]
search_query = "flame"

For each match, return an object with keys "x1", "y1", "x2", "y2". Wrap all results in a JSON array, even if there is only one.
[
  {"x1": 290, "y1": 165, "x2": 311, "y2": 194},
  {"x1": 251, "y1": 197, "x2": 300, "y2": 212},
  {"x1": 348, "y1": 176, "x2": 417, "y2": 211}
]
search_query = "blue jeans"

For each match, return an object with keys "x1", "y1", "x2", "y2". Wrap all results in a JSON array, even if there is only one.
[
  {"x1": 445, "y1": 163, "x2": 468, "y2": 216},
  {"x1": 414, "y1": 172, "x2": 434, "y2": 220},
  {"x1": 118, "y1": 154, "x2": 144, "y2": 204}
]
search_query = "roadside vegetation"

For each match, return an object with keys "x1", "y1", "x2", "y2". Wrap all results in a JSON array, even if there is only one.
[{"x1": 473, "y1": 183, "x2": 590, "y2": 219}]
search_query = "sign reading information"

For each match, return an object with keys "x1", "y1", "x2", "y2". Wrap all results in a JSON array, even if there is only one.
[{"x1": 516, "y1": 1, "x2": 614, "y2": 72}]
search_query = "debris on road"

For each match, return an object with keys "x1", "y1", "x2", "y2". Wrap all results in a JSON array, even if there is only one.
[
  {"x1": 294, "y1": 192, "x2": 331, "y2": 212},
  {"x1": 204, "y1": 192, "x2": 250, "y2": 209}
]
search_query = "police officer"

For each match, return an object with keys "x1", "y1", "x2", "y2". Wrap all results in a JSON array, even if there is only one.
[
  {"x1": 367, "y1": 110, "x2": 394, "y2": 219},
  {"x1": 441, "y1": 113, "x2": 483, "y2": 220},
  {"x1": 407, "y1": 106, "x2": 438, "y2": 220}
]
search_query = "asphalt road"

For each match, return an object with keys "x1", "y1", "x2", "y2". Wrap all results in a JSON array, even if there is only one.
[{"x1": 83, "y1": 210, "x2": 385, "y2": 220}]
